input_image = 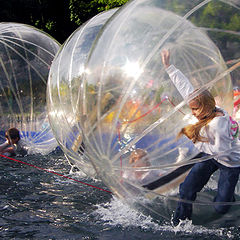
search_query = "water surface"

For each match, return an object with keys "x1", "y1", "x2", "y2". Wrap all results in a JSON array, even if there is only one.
[{"x1": 0, "y1": 151, "x2": 238, "y2": 239}]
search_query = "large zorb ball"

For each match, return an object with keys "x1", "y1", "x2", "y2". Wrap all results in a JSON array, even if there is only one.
[
  {"x1": 49, "y1": 0, "x2": 240, "y2": 226},
  {"x1": 0, "y1": 23, "x2": 60, "y2": 154},
  {"x1": 47, "y1": 9, "x2": 118, "y2": 174}
]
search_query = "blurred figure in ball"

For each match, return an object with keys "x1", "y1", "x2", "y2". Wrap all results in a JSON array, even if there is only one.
[
  {"x1": 123, "y1": 148, "x2": 162, "y2": 185},
  {"x1": 161, "y1": 50, "x2": 240, "y2": 226},
  {"x1": 129, "y1": 148, "x2": 150, "y2": 182},
  {"x1": 0, "y1": 128, "x2": 28, "y2": 157}
]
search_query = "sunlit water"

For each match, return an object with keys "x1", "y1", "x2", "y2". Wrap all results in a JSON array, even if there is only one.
[{"x1": 0, "y1": 151, "x2": 238, "y2": 239}]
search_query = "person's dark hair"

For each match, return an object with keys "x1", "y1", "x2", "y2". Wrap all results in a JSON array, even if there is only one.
[{"x1": 6, "y1": 128, "x2": 20, "y2": 140}]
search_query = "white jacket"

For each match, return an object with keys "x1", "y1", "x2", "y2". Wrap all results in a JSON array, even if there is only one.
[
  {"x1": 166, "y1": 65, "x2": 194, "y2": 99},
  {"x1": 166, "y1": 65, "x2": 240, "y2": 167}
]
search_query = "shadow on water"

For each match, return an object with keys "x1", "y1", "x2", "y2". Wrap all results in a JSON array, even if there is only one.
[{"x1": 0, "y1": 151, "x2": 239, "y2": 239}]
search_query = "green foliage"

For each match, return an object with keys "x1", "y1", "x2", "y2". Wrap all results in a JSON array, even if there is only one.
[
  {"x1": 69, "y1": 0, "x2": 128, "y2": 26},
  {"x1": 190, "y1": 1, "x2": 240, "y2": 58},
  {"x1": 161, "y1": 0, "x2": 198, "y2": 15},
  {"x1": 45, "y1": 21, "x2": 56, "y2": 31},
  {"x1": 69, "y1": 0, "x2": 99, "y2": 26},
  {"x1": 93, "y1": 0, "x2": 129, "y2": 11},
  {"x1": 192, "y1": 1, "x2": 240, "y2": 31}
]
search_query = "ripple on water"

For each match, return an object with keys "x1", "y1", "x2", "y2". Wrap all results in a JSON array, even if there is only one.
[{"x1": 0, "y1": 153, "x2": 238, "y2": 239}]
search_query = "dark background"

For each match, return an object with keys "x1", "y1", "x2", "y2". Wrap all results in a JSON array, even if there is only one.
[{"x1": 0, "y1": 0, "x2": 129, "y2": 43}]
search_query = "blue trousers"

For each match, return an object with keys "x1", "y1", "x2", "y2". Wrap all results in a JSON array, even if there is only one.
[{"x1": 174, "y1": 153, "x2": 240, "y2": 222}]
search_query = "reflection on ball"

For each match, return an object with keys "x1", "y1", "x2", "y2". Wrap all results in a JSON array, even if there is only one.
[{"x1": 47, "y1": 9, "x2": 118, "y2": 174}]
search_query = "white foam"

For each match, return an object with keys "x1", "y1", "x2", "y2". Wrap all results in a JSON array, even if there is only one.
[
  {"x1": 94, "y1": 196, "x2": 233, "y2": 238},
  {"x1": 94, "y1": 196, "x2": 163, "y2": 230}
]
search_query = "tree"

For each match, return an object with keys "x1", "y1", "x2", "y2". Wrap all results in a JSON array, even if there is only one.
[
  {"x1": 0, "y1": 0, "x2": 129, "y2": 43},
  {"x1": 69, "y1": 0, "x2": 129, "y2": 26},
  {"x1": 190, "y1": 1, "x2": 240, "y2": 59}
]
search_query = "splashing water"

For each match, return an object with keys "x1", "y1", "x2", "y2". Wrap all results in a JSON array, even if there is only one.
[{"x1": 94, "y1": 196, "x2": 233, "y2": 238}]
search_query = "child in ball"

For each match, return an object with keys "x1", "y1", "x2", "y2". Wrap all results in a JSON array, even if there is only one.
[
  {"x1": 161, "y1": 49, "x2": 240, "y2": 226},
  {"x1": 0, "y1": 127, "x2": 28, "y2": 157},
  {"x1": 123, "y1": 148, "x2": 163, "y2": 185}
]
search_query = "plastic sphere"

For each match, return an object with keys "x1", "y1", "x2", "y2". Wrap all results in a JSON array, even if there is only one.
[
  {"x1": 0, "y1": 22, "x2": 60, "y2": 154},
  {"x1": 48, "y1": 0, "x2": 240, "y2": 226},
  {"x1": 47, "y1": 9, "x2": 118, "y2": 174}
]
